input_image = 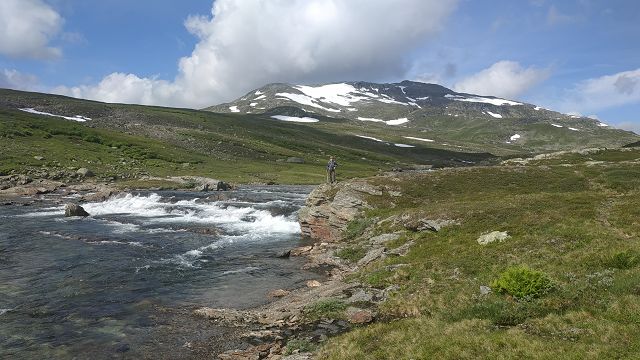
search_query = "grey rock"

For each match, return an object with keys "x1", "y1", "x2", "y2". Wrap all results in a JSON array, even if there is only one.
[
  {"x1": 34, "y1": 156, "x2": 44, "y2": 161},
  {"x1": 404, "y1": 218, "x2": 458, "y2": 232},
  {"x1": 357, "y1": 247, "x2": 385, "y2": 267},
  {"x1": 64, "y1": 203, "x2": 90, "y2": 217},
  {"x1": 76, "y1": 168, "x2": 94, "y2": 177},
  {"x1": 347, "y1": 289, "x2": 373, "y2": 303},
  {"x1": 480, "y1": 285, "x2": 492, "y2": 295},
  {"x1": 369, "y1": 233, "x2": 401, "y2": 245},
  {"x1": 477, "y1": 231, "x2": 510, "y2": 245},
  {"x1": 387, "y1": 240, "x2": 415, "y2": 256},
  {"x1": 276, "y1": 249, "x2": 291, "y2": 258},
  {"x1": 286, "y1": 157, "x2": 305, "y2": 164}
]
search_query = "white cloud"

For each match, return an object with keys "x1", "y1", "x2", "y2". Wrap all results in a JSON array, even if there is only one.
[
  {"x1": 0, "y1": 0, "x2": 63, "y2": 59},
  {"x1": 453, "y1": 60, "x2": 550, "y2": 99},
  {"x1": 0, "y1": 69, "x2": 40, "y2": 91},
  {"x1": 54, "y1": 0, "x2": 458, "y2": 108},
  {"x1": 559, "y1": 68, "x2": 640, "y2": 113}
]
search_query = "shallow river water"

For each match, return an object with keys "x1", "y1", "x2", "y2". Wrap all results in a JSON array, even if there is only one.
[{"x1": 0, "y1": 185, "x2": 318, "y2": 359}]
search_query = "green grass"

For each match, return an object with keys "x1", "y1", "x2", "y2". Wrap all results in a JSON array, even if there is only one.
[
  {"x1": 303, "y1": 299, "x2": 348, "y2": 322},
  {"x1": 317, "y1": 148, "x2": 640, "y2": 359}
]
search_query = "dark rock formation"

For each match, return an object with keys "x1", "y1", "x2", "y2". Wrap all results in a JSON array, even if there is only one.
[
  {"x1": 216, "y1": 181, "x2": 231, "y2": 191},
  {"x1": 64, "y1": 203, "x2": 90, "y2": 217}
]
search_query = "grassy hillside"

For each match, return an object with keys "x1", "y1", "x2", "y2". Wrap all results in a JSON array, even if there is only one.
[
  {"x1": 0, "y1": 90, "x2": 495, "y2": 185},
  {"x1": 317, "y1": 148, "x2": 640, "y2": 359}
]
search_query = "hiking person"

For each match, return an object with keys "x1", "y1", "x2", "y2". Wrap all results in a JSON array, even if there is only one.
[{"x1": 327, "y1": 156, "x2": 338, "y2": 184}]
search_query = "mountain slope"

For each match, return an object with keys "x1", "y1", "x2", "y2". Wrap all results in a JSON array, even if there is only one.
[
  {"x1": 205, "y1": 80, "x2": 637, "y2": 154},
  {"x1": 0, "y1": 89, "x2": 496, "y2": 185}
]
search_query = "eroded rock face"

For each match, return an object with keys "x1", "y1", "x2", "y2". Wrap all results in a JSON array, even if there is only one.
[{"x1": 298, "y1": 181, "x2": 379, "y2": 242}]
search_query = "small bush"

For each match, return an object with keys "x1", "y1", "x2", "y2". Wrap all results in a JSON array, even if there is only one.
[
  {"x1": 344, "y1": 217, "x2": 373, "y2": 240},
  {"x1": 605, "y1": 250, "x2": 640, "y2": 269},
  {"x1": 303, "y1": 299, "x2": 347, "y2": 321},
  {"x1": 284, "y1": 338, "x2": 316, "y2": 355},
  {"x1": 335, "y1": 246, "x2": 366, "y2": 262},
  {"x1": 492, "y1": 266, "x2": 553, "y2": 299}
]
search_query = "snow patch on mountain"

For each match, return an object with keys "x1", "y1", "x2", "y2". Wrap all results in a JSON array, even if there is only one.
[
  {"x1": 551, "y1": 124, "x2": 563, "y2": 128},
  {"x1": 270, "y1": 115, "x2": 319, "y2": 123},
  {"x1": 357, "y1": 117, "x2": 409, "y2": 125},
  {"x1": 446, "y1": 94, "x2": 522, "y2": 106},
  {"x1": 229, "y1": 106, "x2": 240, "y2": 113},
  {"x1": 404, "y1": 136, "x2": 434, "y2": 142},
  {"x1": 486, "y1": 111, "x2": 502, "y2": 118},
  {"x1": 356, "y1": 135, "x2": 384, "y2": 142},
  {"x1": 20, "y1": 108, "x2": 92, "y2": 122},
  {"x1": 394, "y1": 143, "x2": 415, "y2": 148},
  {"x1": 275, "y1": 92, "x2": 341, "y2": 113}
]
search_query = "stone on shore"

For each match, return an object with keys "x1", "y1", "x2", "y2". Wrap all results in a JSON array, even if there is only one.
[{"x1": 76, "y1": 168, "x2": 94, "y2": 177}]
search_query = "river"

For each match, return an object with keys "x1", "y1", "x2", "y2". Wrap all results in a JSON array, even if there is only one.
[{"x1": 0, "y1": 185, "x2": 319, "y2": 359}]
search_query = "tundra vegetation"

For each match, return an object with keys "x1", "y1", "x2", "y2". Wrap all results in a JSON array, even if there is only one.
[{"x1": 318, "y1": 148, "x2": 640, "y2": 359}]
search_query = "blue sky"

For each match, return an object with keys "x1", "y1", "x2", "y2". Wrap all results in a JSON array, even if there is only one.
[{"x1": 1, "y1": 0, "x2": 639, "y2": 130}]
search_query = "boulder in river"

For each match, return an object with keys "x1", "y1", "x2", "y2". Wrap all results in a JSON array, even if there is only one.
[
  {"x1": 216, "y1": 181, "x2": 231, "y2": 191},
  {"x1": 64, "y1": 203, "x2": 90, "y2": 217}
]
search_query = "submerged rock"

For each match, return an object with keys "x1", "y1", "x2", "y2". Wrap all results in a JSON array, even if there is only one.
[{"x1": 64, "y1": 203, "x2": 89, "y2": 217}]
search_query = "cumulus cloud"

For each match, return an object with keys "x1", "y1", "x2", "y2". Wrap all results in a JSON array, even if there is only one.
[
  {"x1": 54, "y1": 0, "x2": 458, "y2": 108},
  {"x1": 0, "y1": 69, "x2": 40, "y2": 91},
  {"x1": 559, "y1": 68, "x2": 640, "y2": 113},
  {"x1": 453, "y1": 60, "x2": 550, "y2": 99},
  {"x1": 0, "y1": 0, "x2": 63, "y2": 59}
]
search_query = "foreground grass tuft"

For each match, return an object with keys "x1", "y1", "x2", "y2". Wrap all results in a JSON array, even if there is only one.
[{"x1": 491, "y1": 266, "x2": 554, "y2": 299}]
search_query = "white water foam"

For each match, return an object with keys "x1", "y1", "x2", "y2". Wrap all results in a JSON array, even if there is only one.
[
  {"x1": 83, "y1": 193, "x2": 301, "y2": 234},
  {"x1": 0, "y1": 308, "x2": 11, "y2": 316}
]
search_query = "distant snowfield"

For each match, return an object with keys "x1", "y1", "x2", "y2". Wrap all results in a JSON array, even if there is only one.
[
  {"x1": 356, "y1": 117, "x2": 409, "y2": 125},
  {"x1": 445, "y1": 94, "x2": 522, "y2": 106},
  {"x1": 568, "y1": 127, "x2": 579, "y2": 131},
  {"x1": 229, "y1": 106, "x2": 240, "y2": 113},
  {"x1": 20, "y1": 108, "x2": 92, "y2": 122},
  {"x1": 404, "y1": 136, "x2": 434, "y2": 142},
  {"x1": 485, "y1": 111, "x2": 503, "y2": 118},
  {"x1": 510, "y1": 134, "x2": 521, "y2": 141},
  {"x1": 270, "y1": 115, "x2": 319, "y2": 123},
  {"x1": 551, "y1": 124, "x2": 563, "y2": 128},
  {"x1": 356, "y1": 135, "x2": 384, "y2": 142},
  {"x1": 598, "y1": 123, "x2": 609, "y2": 127},
  {"x1": 394, "y1": 143, "x2": 415, "y2": 148}
]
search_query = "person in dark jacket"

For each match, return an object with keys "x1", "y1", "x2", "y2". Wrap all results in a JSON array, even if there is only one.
[{"x1": 327, "y1": 156, "x2": 338, "y2": 184}]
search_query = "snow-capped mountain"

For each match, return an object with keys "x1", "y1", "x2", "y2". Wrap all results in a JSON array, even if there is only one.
[
  {"x1": 206, "y1": 80, "x2": 606, "y2": 127},
  {"x1": 205, "y1": 80, "x2": 632, "y2": 153}
]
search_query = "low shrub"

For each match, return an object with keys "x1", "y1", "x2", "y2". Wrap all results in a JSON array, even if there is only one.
[
  {"x1": 303, "y1": 299, "x2": 347, "y2": 321},
  {"x1": 335, "y1": 246, "x2": 366, "y2": 262},
  {"x1": 605, "y1": 250, "x2": 640, "y2": 269},
  {"x1": 492, "y1": 266, "x2": 553, "y2": 299}
]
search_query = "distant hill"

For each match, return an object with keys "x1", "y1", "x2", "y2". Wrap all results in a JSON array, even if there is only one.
[
  {"x1": 0, "y1": 88, "x2": 497, "y2": 185},
  {"x1": 205, "y1": 80, "x2": 638, "y2": 154}
]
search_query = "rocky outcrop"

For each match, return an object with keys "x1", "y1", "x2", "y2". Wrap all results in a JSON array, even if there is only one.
[
  {"x1": 64, "y1": 203, "x2": 90, "y2": 217},
  {"x1": 298, "y1": 181, "x2": 382, "y2": 242}
]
